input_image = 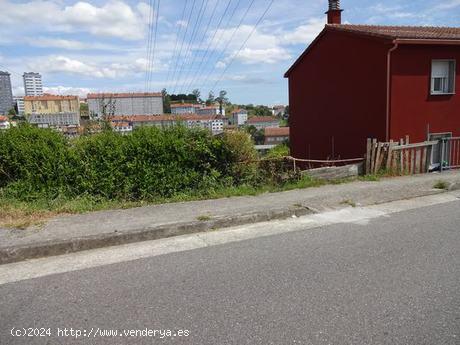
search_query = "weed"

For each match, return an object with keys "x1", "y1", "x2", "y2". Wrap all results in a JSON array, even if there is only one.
[
  {"x1": 340, "y1": 199, "x2": 357, "y2": 208},
  {"x1": 433, "y1": 180, "x2": 449, "y2": 190},
  {"x1": 197, "y1": 215, "x2": 212, "y2": 221}
]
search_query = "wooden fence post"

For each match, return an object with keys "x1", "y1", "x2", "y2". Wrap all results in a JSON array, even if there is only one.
[
  {"x1": 366, "y1": 138, "x2": 372, "y2": 174},
  {"x1": 386, "y1": 140, "x2": 393, "y2": 172}
]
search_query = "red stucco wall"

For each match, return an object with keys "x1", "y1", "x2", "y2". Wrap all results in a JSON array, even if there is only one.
[
  {"x1": 288, "y1": 30, "x2": 391, "y2": 160},
  {"x1": 390, "y1": 45, "x2": 460, "y2": 142}
]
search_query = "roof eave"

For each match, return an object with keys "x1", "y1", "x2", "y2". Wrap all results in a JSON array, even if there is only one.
[{"x1": 395, "y1": 38, "x2": 460, "y2": 45}]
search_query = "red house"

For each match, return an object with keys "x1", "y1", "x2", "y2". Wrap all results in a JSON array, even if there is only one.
[{"x1": 285, "y1": 0, "x2": 460, "y2": 161}]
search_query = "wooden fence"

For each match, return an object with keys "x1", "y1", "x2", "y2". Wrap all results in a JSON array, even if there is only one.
[
  {"x1": 440, "y1": 136, "x2": 460, "y2": 171},
  {"x1": 366, "y1": 137, "x2": 438, "y2": 175}
]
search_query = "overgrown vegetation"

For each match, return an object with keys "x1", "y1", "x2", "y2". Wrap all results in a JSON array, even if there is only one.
[
  {"x1": 433, "y1": 180, "x2": 449, "y2": 190},
  {"x1": 0, "y1": 125, "x2": 318, "y2": 228}
]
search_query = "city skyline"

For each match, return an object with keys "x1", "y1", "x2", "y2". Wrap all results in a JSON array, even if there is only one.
[{"x1": 0, "y1": 0, "x2": 459, "y2": 105}]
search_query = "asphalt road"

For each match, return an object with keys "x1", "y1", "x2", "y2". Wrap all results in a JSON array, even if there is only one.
[{"x1": 1, "y1": 200, "x2": 459, "y2": 345}]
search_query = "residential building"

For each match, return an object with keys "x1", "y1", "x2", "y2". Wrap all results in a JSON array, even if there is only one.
[
  {"x1": 111, "y1": 114, "x2": 225, "y2": 134},
  {"x1": 0, "y1": 71, "x2": 14, "y2": 114},
  {"x1": 272, "y1": 105, "x2": 286, "y2": 117},
  {"x1": 24, "y1": 94, "x2": 80, "y2": 128},
  {"x1": 23, "y1": 72, "x2": 43, "y2": 96},
  {"x1": 196, "y1": 106, "x2": 224, "y2": 116},
  {"x1": 231, "y1": 109, "x2": 248, "y2": 126},
  {"x1": 28, "y1": 112, "x2": 80, "y2": 128},
  {"x1": 285, "y1": 0, "x2": 460, "y2": 160},
  {"x1": 0, "y1": 115, "x2": 10, "y2": 130},
  {"x1": 112, "y1": 122, "x2": 133, "y2": 134},
  {"x1": 170, "y1": 103, "x2": 202, "y2": 114},
  {"x1": 13, "y1": 96, "x2": 25, "y2": 115},
  {"x1": 24, "y1": 94, "x2": 80, "y2": 114},
  {"x1": 247, "y1": 116, "x2": 280, "y2": 130},
  {"x1": 264, "y1": 127, "x2": 290, "y2": 145},
  {"x1": 87, "y1": 92, "x2": 163, "y2": 118}
]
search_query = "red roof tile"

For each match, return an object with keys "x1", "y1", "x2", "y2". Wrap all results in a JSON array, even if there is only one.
[
  {"x1": 285, "y1": 24, "x2": 460, "y2": 78},
  {"x1": 24, "y1": 94, "x2": 79, "y2": 101},
  {"x1": 110, "y1": 114, "x2": 224, "y2": 122},
  {"x1": 247, "y1": 116, "x2": 279, "y2": 123},
  {"x1": 264, "y1": 127, "x2": 290, "y2": 137},
  {"x1": 328, "y1": 24, "x2": 460, "y2": 40},
  {"x1": 87, "y1": 92, "x2": 162, "y2": 99},
  {"x1": 170, "y1": 103, "x2": 202, "y2": 108}
]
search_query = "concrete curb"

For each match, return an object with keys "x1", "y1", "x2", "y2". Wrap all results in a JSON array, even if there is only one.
[{"x1": 0, "y1": 206, "x2": 313, "y2": 265}]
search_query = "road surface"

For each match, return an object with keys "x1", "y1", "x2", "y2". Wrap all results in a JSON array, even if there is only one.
[{"x1": 0, "y1": 196, "x2": 459, "y2": 344}]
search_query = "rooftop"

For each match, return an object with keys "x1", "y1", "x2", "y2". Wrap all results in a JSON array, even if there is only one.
[
  {"x1": 170, "y1": 103, "x2": 202, "y2": 108},
  {"x1": 264, "y1": 127, "x2": 290, "y2": 137},
  {"x1": 0, "y1": 116, "x2": 9, "y2": 122},
  {"x1": 24, "y1": 94, "x2": 79, "y2": 101},
  {"x1": 110, "y1": 114, "x2": 224, "y2": 122},
  {"x1": 328, "y1": 24, "x2": 460, "y2": 40},
  {"x1": 247, "y1": 116, "x2": 279, "y2": 123},
  {"x1": 87, "y1": 92, "x2": 162, "y2": 99}
]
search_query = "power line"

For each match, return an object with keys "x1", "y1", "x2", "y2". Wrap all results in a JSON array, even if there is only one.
[
  {"x1": 183, "y1": 0, "x2": 244, "y2": 94},
  {"x1": 164, "y1": 0, "x2": 190, "y2": 90},
  {"x1": 210, "y1": 0, "x2": 275, "y2": 91},
  {"x1": 0, "y1": 64, "x2": 23, "y2": 78},
  {"x1": 171, "y1": 0, "x2": 208, "y2": 94},
  {"x1": 147, "y1": 0, "x2": 161, "y2": 91},
  {"x1": 180, "y1": 0, "x2": 233, "y2": 95},
  {"x1": 168, "y1": 0, "x2": 197, "y2": 91},
  {"x1": 176, "y1": 0, "x2": 218, "y2": 95},
  {"x1": 144, "y1": 0, "x2": 155, "y2": 91},
  {"x1": 196, "y1": 0, "x2": 255, "y2": 92}
]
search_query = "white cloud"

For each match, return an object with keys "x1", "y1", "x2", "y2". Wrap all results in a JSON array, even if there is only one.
[
  {"x1": 233, "y1": 47, "x2": 291, "y2": 65},
  {"x1": 176, "y1": 20, "x2": 188, "y2": 28},
  {"x1": 282, "y1": 18, "x2": 325, "y2": 45},
  {"x1": 0, "y1": 0, "x2": 151, "y2": 40},
  {"x1": 29, "y1": 37, "x2": 119, "y2": 51},
  {"x1": 435, "y1": 0, "x2": 460, "y2": 10},
  {"x1": 43, "y1": 86, "x2": 93, "y2": 98},
  {"x1": 27, "y1": 56, "x2": 154, "y2": 79},
  {"x1": 208, "y1": 25, "x2": 291, "y2": 65},
  {"x1": 211, "y1": 25, "x2": 280, "y2": 51}
]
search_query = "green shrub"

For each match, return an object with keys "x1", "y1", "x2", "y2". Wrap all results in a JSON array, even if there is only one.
[
  {"x1": 0, "y1": 125, "x2": 261, "y2": 201},
  {"x1": 0, "y1": 124, "x2": 73, "y2": 199},
  {"x1": 220, "y1": 131, "x2": 259, "y2": 184},
  {"x1": 265, "y1": 143, "x2": 290, "y2": 159}
]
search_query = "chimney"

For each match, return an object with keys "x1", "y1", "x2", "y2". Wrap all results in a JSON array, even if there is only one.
[{"x1": 326, "y1": 0, "x2": 343, "y2": 25}]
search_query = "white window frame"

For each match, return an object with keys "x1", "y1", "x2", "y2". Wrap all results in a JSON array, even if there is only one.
[{"x1": 431, "y1": 59, "x2": 456, "y2": 95}]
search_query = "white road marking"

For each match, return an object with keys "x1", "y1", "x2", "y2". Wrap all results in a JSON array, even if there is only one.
[{"x1": 0, "y1": 191, "x2": 459, "y2": 285}]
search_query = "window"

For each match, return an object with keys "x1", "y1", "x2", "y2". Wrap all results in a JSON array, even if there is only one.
[{"x1": 431, "y1": 60, "x2": 456, "y2": 95}]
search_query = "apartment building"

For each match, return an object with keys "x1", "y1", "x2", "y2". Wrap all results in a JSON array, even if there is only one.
[
  {"x1": 196, "y1": 106, "x2": 225, "y2": 116},
  {"x1": 28, "y1": 112, "x2": 80, "y2": 128},
  {"x1": 170, "y1": 103, "x2": 202, "y2": 114},
  {"x1": 231, "y1": 109, "x2": 248, "y2": 126},
  {"x1": 264, "y1": 127, "x2": 290, "y2": 145},
  {"x1": 0, "y1": 71, "x2": 14, "y2": 114},
  {"x1": 23, "y1": 72, "x2": 44, "y2": 96},
  {"x1": 13, "y1": 96, "x2": 25, "y2": 115},
  {"x1": 24, "y1": 94, "x2": 80, "y2": 114},
  {"x1": 24, "y1": 94, "x2": 80, "y2": 128},
  {"x1": 247, "y1": 116, "x2": 280, "y2": 130},
  {"x1": 111, "y1": 114, "x2": 225, "y2": 134},
  {"x1": 87, "y1": 93, "x2": 163, "y2": 117}
]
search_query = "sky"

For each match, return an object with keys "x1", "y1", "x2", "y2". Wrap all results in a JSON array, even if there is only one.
[{"x1": 0, "y1": 0, "x2": 459, "y2": 105}]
